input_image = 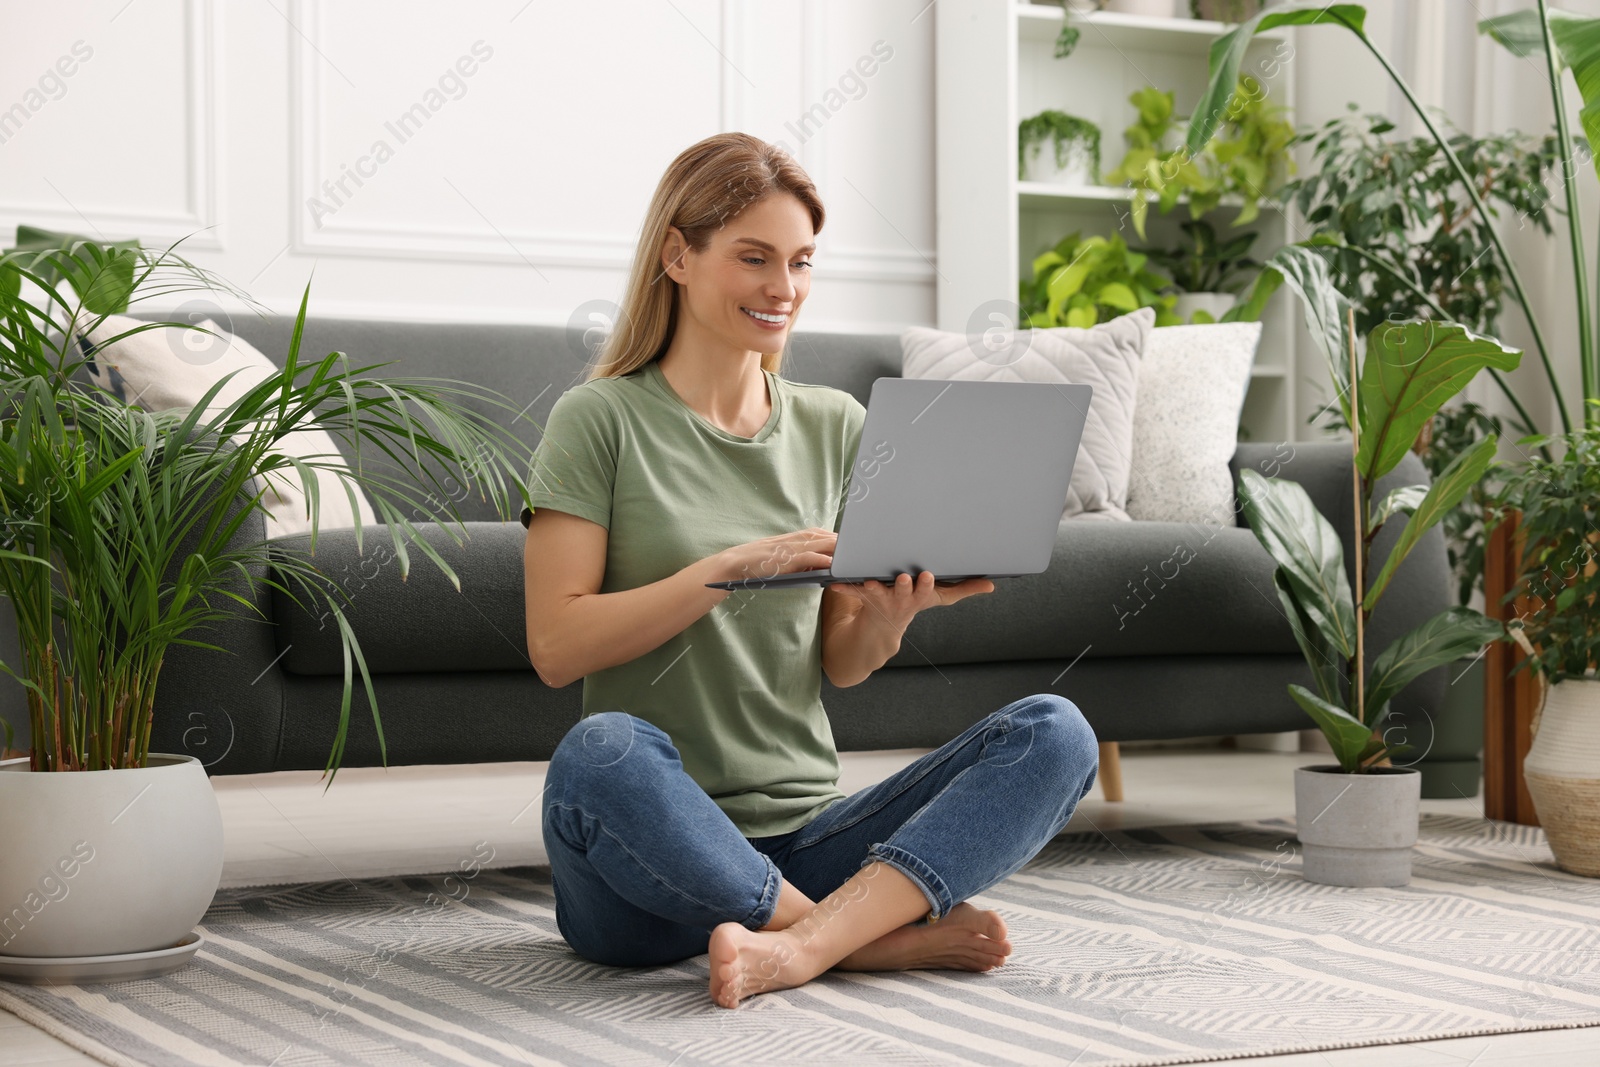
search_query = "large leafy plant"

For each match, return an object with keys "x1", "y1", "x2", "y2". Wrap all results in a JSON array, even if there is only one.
[
  {"x1": 1496, "y1": 410, "x2": 1600, "y2": 685},
  {"x1": 1019, "y1": 230, "x2": 1180, "y2": 329},
  {"x1": 0, "y1": 228, "x2": 537, "y2": 776},
  {"x1": 1235, "y1": 255, "x2": 1517, "y2": 771},
  {"x1": 1187, "y1": 1, "x2": 1600, "y2": 438}
]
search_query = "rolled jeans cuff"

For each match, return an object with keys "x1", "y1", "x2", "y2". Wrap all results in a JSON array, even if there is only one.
[
  {"x1": 861, "y1": 842, "x2": 951, "y2": 924},
  {"x1": 742, "y1": 852, "x2": 783, "y2": 930}
]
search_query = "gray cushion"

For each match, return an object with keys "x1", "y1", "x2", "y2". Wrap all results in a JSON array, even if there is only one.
[{"x1": 271, "y1": 516, "x2": 1295, "y2": 677}]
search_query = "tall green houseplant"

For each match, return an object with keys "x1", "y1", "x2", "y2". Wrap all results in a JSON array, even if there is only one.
[
  {"x1": 0, "y1": 230, "x2": 539, "y2": 777},
  {"x1": 1235, "y1": 257, "x2": 1517, "y2": 771}
]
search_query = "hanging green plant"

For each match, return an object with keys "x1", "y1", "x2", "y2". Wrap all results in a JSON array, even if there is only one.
[{"x1": 1019, "y1": 110, "x2": 1103, "y2": 183}]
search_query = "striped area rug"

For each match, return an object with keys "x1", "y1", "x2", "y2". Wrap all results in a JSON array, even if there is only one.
[{"x1": 3, "y1": 813, "x2": 1599, "y2": 1067}]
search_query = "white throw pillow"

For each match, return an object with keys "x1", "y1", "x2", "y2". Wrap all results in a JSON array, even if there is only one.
[
  {"x1": 900, "y1": 307, "x2": 1151, "y2": 520},
  {"x1": 77, "y1": 315, "x2": 378, "y2": 540},
  {"x1": 1125, "y1": 322, "x2": 1262, "y2": 524}
]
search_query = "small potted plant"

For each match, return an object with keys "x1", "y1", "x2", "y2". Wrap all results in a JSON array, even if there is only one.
[
  {"x1": 1103, "y1": 77, "x2": 1292, "y2": 240},
  {"x1": 1019, "y1": 230, "x2": 1180, "y2": 328},
  {"x1": 1236, "y1": 249, "x2": 1517, "y2": 887},
  {"x1": 0, "y1": 229, "x2": 536, "y2": 978},
  {"x1": 1019, "y1": 110, "x2": 1102, "y2": 188},
  {"x1": 1104, "y1": 0, "x2": 1183, "y2": 17},
  {"x1": 1138, "y1": 219, "x2": 1258, "y2": 323},
  {"x1": 1497, "y1": 411, "x2": 1600, "y2": 877}
]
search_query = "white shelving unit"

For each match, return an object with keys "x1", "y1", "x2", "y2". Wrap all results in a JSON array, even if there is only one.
[{"x1": 935, "y1": 1, "x2": 1301, "y2": 442}]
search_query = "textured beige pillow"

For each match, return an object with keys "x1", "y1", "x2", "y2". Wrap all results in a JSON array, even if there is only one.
[
  {"x1": 78, "y1": 315, "x2": 378, "y2": 540},
  {"x1": 1126, "y1": 322, "x2": 1261, "y2": 524},
  {"x1": 900, "y1": 308, "x2": 1152, "y2": 520}
]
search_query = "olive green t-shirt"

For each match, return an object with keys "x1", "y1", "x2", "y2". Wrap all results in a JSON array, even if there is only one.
[{"x1": 520, "y1": 358, "x2": 868, "y2": 839}]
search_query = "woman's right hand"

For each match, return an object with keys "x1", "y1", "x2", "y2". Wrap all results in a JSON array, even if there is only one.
[{"x1": 709, "y1": 527, "x2": 837, "y2": 585}]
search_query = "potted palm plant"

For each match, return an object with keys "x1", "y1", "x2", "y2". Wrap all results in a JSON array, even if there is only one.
[
  {"x1": 0, "y1": 229, "x2": 536, "y2": 979},
  {"x1": 1233, "y1": 251, "x2": 1516, "y2": 886},
  {"x1": 1497, "y1": 412, "x2": 1600, "y2": 876}
]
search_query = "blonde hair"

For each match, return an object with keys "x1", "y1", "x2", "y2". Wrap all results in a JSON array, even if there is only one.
[{"x1": 586, "y1": 132, "x2": 825, "y2": 382}]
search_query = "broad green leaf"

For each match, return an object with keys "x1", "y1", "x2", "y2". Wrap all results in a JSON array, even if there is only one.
[
  {"x1": 1355, "y1": 321, "x2": 1521, "y2": 483},
  {"x1": 1265, "y1": 245, "x2": 1355, "y2": 427},
  {"x1": 1366, "y1": 607, "x2": 1505, "y2": 717},
  {"x1": 1066, "y1": 306, "x2": 1096, "y2": 328},
  {"x1": 1273, "y1": 567, "x2": 1343, "y2": 706},
  {"x1": 1370, "y1": 484, "x2": 1428, "y2": 531},
  {"x1": 1480, "y1": 10, "x2": 1600, "y2": 186},
  {"x1": 1188, "y1": 4, "x2": 1370, "y2": 155},
  {"x1": 1239, "y1": 468, "x2": 1357, "y2": 660},
  {"x1": 1288, "y1": 683, "x2": 1371, "y2": 772},
  {"x1": 1048, "y1": 261, "x2": 1091, "y2": 302},
  {"x1": 1365, "y1": 435, "x2": 1499, "y2": 609},
  {"x1": 1097, "y1": 282, "x2": 1139, "y2": 311}
]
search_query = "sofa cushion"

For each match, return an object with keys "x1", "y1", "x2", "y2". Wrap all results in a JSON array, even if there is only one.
[
  {"x1": 899, "y1": 309, "x2": 1151, "y2": 521},
  {"x1": 1127, "y1": 322, "x2": 1261, "y2": 524},
  {"x1": 269, "y1": 515, "x2": 1294, "y2": 677},
  {"x1": 883, "y1": 517, "x2": 1298, "y2": 667}
]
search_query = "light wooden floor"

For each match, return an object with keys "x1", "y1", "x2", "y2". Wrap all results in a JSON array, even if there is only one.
[{"x1": 4, "y1": 744, "x2": 1597, "y2": 1066}]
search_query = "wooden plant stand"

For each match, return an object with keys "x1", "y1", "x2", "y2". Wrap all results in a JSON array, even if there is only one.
[{"x1": 1483, "y1": 509, "x2": 1542, "y2": 825}]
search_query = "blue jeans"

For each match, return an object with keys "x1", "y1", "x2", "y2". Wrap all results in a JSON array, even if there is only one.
[{"x1": 541, "y1": 693, "x2": 1100, "y2": 967}]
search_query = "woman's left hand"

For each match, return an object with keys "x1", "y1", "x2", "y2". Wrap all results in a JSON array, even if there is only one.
[{"x1": 826, "y1": 572, "x2": 995, "y2": 636}]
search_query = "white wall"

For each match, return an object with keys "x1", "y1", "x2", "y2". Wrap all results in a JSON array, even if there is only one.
[{"x1": 0, "y1": 0, "x2": 936, "y2": 332}]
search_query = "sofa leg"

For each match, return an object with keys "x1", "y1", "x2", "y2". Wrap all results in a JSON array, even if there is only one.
[{"x1": 1097, "y1": 741, "x2": 1124, "y2": 802}]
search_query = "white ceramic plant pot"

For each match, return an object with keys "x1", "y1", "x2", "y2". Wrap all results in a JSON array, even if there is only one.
[
  {"x1": 1172, "y1": 292, "x2": 1237, "y2": 322},
  {"x1": 1523, "y1": 676, "x2": 1600, "y2": 877},
  {"x1": 1103, "y1": 0, "x2": 1182, "y2": 17},
  {"x1": 1294, "y1": 764, "x2": 1422, "y2": 886},
  {"x1": 1022, "y1": 141, "x2": 1095, "y2": 188},
  {"x1": 0, "y1": 753, "x2": 224, "y2": 958}
]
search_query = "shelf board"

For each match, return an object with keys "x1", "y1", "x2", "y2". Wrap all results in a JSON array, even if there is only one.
[
  {"x1": 1017, "y1": 180, "x2": 1280, "y2": 215},
  {"x1": 1016, "y1": 4, "x2": 1288, "y2": 53}
]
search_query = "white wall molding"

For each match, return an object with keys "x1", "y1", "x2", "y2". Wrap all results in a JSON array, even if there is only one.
[{"x1": 1, "y1": 0, "x2": 222, "y2": 250}]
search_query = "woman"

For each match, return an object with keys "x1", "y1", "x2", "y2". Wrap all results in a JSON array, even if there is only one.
[{"x1": 522, "y1": 133, "x2": 1100, "y2": 1010}]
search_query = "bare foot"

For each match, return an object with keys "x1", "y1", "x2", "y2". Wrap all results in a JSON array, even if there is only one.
[
  {"x1": 833, "y1": 902, "x2": 1012, "y2": 973},
  {"x1": 707, "y1": 924, "x2": 820, "y2": 1009}
]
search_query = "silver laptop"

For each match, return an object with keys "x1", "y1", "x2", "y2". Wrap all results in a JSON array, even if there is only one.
[{"x1": 704, "y1": 376, "x2": 1092, "y2": 590}]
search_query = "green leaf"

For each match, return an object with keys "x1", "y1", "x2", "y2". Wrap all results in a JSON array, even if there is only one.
[
  {"x1": 1370, "y1": 484, "x2": 1428, "y2": 531},
  {"x1": 1097, "y1": 282, "x2": 1139, "y2": 311},
  {"x1": 1273, "y1": 568, "x2": 1343, "y2": 706},
  {"x1": 1355, "y1": 321, "x2": 1521, "y2": 483},
  {"x1": 1549, "y1": 13, "x2": 1600, "y2": 188},
  {"x1": 1481, "y1": 6, "x2": 1600, "y2": 185},
  {"x1": 1287, "y1": 683, "x2": 1371, "y2": 772},
  {"x1": 1221, "y1": 265, "x2": 1283, "y2": 322},
  {"x1": 1366, "y1": 434, "x2": 1499, "y2": 609},
  {"x1": 1366, "y1": 607, "x2": 1505, "y2": 716},
  {"x1": 1238, "y1": 468, "x2": 1357, "y2": 661},
  {"x1": 1479, "y1": 9, "x2": 1547, "y2": 56},
  {"x1": 1263, "y1": 245, "x2": 1355, "y2": 427},
  {"x1": 1187, "y1": 4, "x2": 1370, "y2": 155}
]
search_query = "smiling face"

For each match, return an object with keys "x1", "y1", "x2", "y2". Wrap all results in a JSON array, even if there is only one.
[{"x1": 661, "y1": 192, "x2": 815, "y2": 356}]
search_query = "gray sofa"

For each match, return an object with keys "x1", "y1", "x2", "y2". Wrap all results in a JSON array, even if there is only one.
[{"x1": 0, "y1": 316, "x2": 1453, "y2": 775}]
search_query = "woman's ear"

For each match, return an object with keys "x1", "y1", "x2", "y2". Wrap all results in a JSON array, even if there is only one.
[{"x1": 660, "y1": 226, "x2": 690, "y2": 283}]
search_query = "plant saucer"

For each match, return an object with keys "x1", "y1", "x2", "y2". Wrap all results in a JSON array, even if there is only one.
[{"x1": 0, "y1": 931, "x2": 203, "y2": 985}]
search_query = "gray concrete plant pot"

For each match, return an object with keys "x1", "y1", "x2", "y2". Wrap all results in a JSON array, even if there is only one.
[{"x1": 1294, "y1": 764, "x2": 1422, "y2": 887}]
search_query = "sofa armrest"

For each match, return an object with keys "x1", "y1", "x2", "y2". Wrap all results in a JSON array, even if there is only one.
[{"x1": 1229, "y1": 441, "x2": 1455, "y2": 729}]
